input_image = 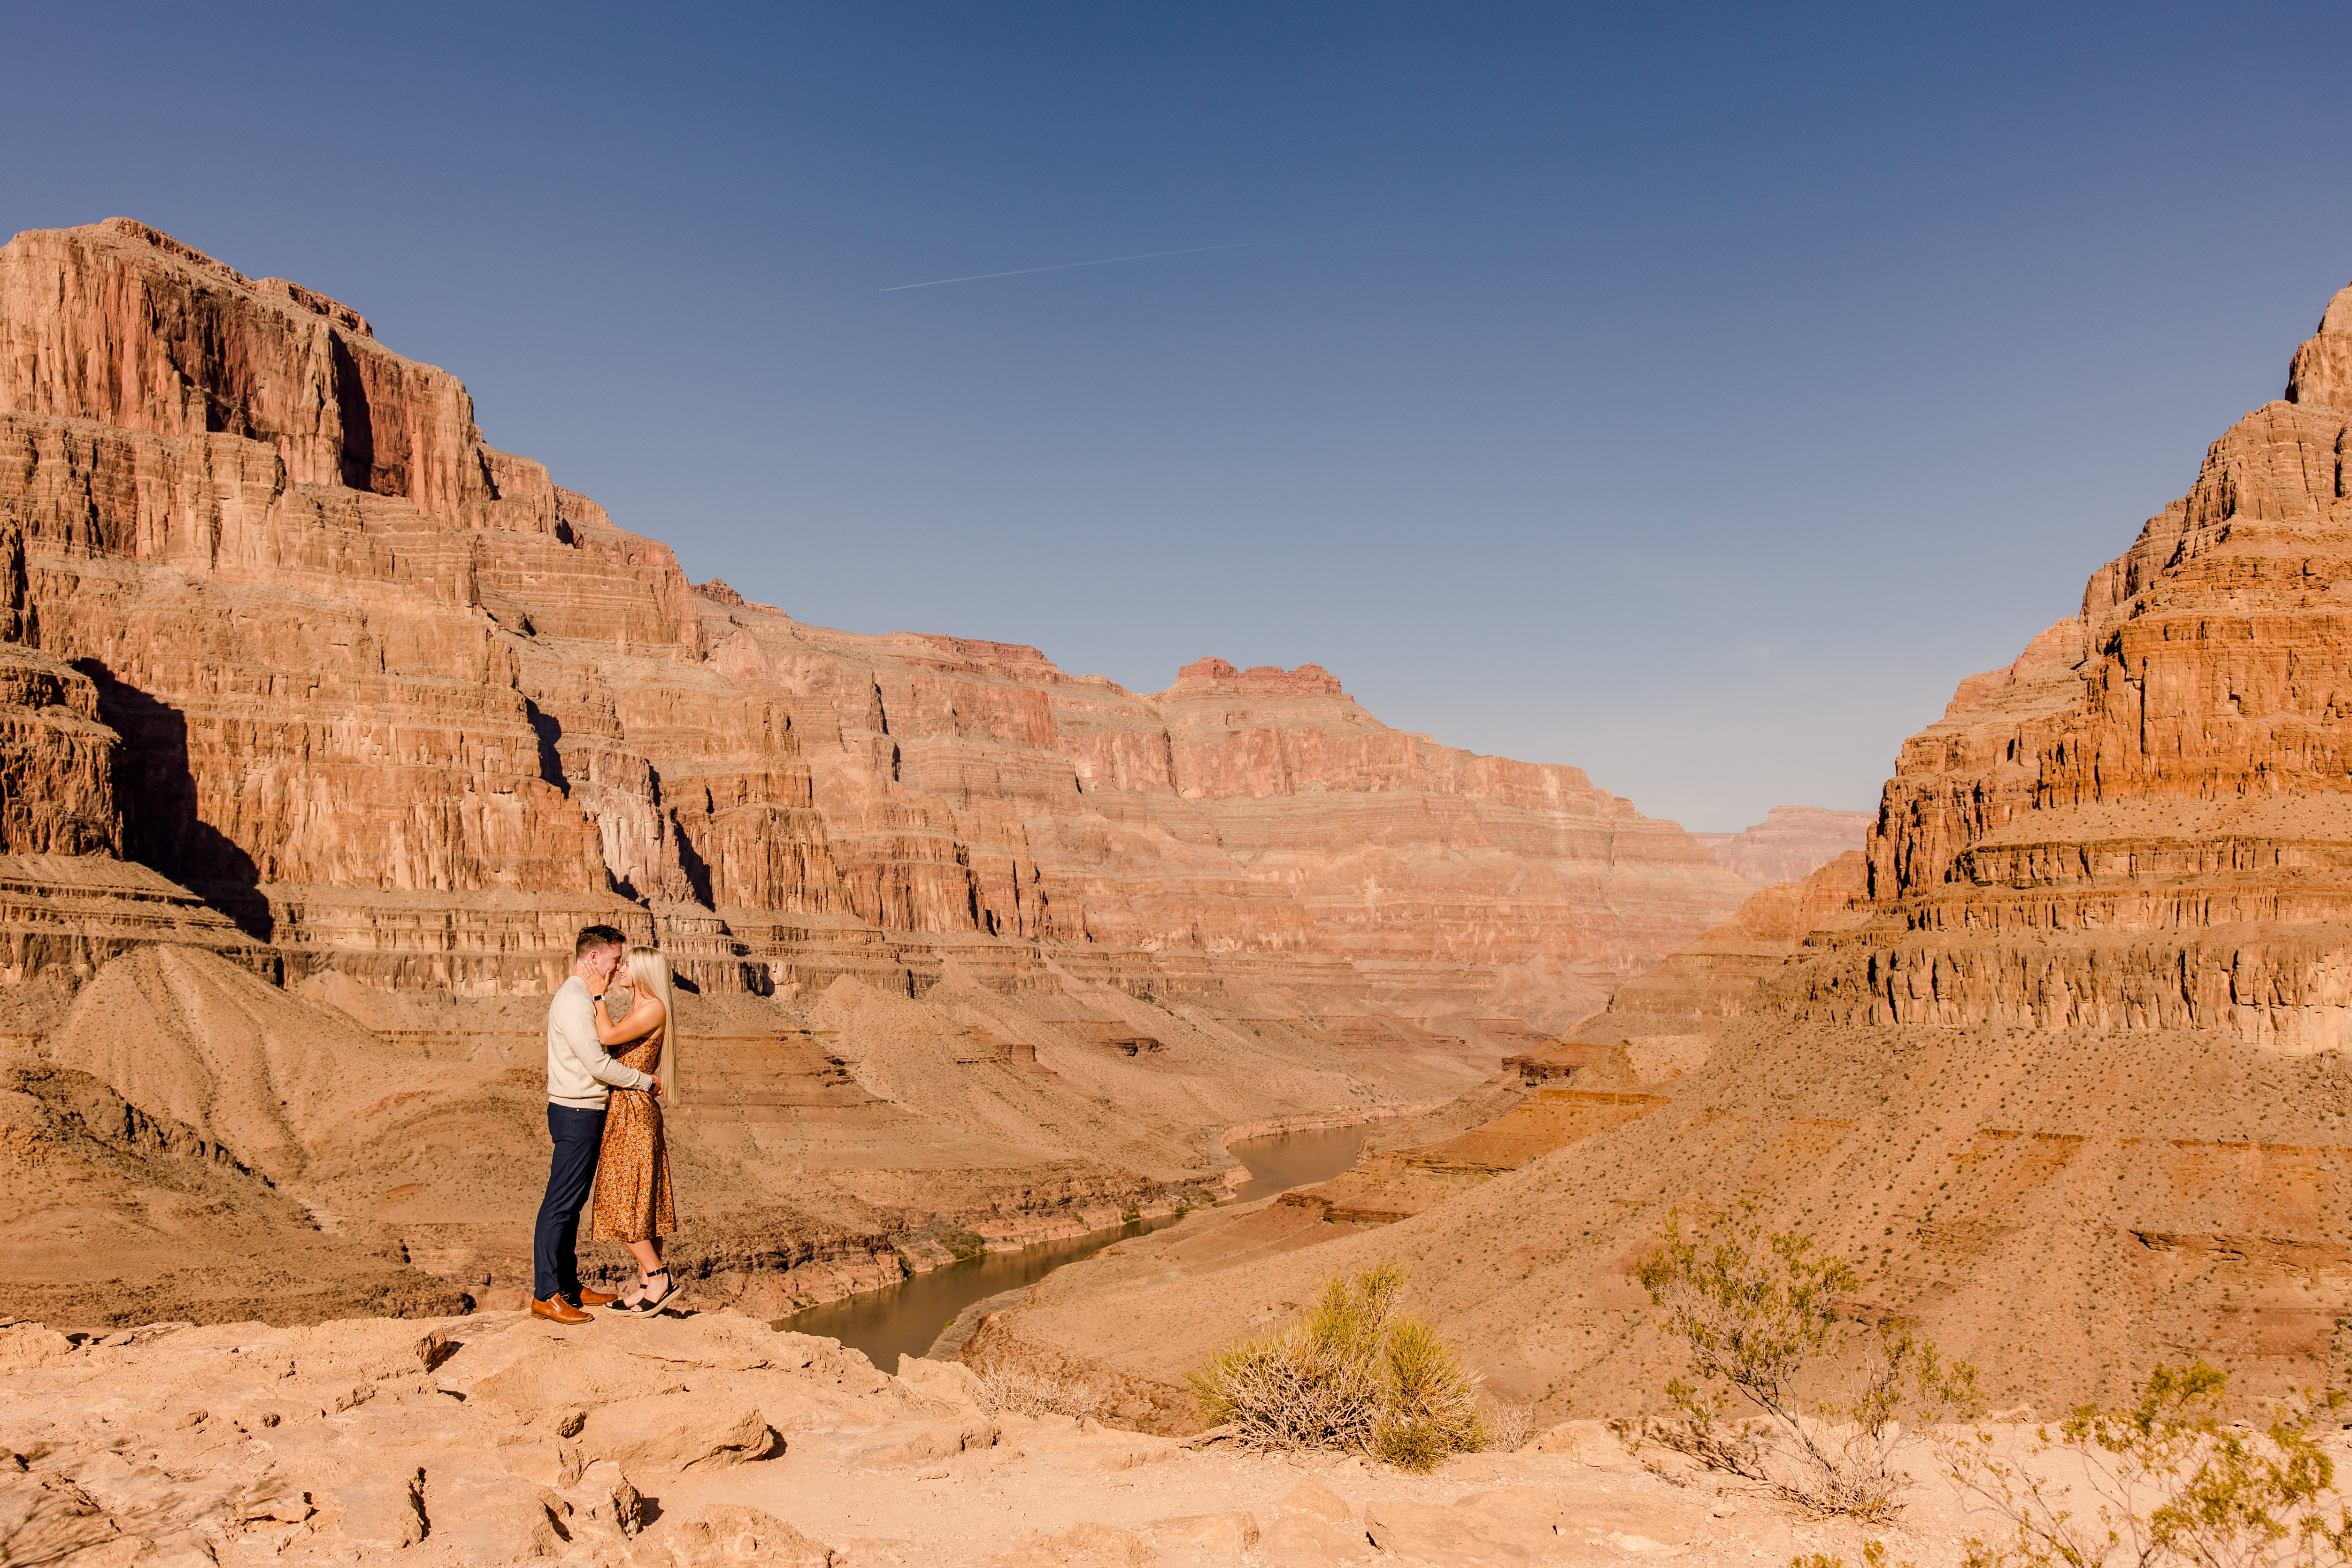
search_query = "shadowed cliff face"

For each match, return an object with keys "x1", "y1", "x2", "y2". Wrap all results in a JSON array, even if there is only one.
[{"x1": 0, "y1": 216, "x2": 1750, "y2": 1016}]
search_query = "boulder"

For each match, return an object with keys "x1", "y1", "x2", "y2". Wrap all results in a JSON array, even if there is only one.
[
  {"x1": 418, "y1": 1468, "x2": 565, "y2": 1563},
  {"x1": 662, "y1": 1505, "x2": 837, "y2": 1567},
  {"x1": 896, "y1": 1353, "x2": 989, "y2": 1416},
  {"x1": 0, "y1": 1324, "x2": 74, "y2": 1371},
  {"x1": 1275, "y1": 1476, "x2": 1359, "y2": 1527},
  {"x1": 1528, "y1": 1420, "x2": 1640, "y2": 1468},
  {"x1": 1148, "y1": 1511, "x2": 1260, "y2": 1552},
  {"x1": 1253, "y1": 1511, "x2": 1369, "y2": 1566},
  {"x1": 846, "y1": 1417, "x2": 1000, "y2": 1468},
  {"x1": 573, "y1": 1392, "x2": 775, "y2": 1473},
  {"x1": 466, "y1": 1342, "x2": 689, "y2": 1425}
]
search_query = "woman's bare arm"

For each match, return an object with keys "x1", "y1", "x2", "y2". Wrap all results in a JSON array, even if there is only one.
[{"x1": 593, "y1": 991, "x2": 665, "y2": 1049}]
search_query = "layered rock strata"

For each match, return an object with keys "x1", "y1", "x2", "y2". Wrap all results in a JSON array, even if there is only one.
[{"x1": 0, "y1": 218, "x2": 1744, "y2": 1011}]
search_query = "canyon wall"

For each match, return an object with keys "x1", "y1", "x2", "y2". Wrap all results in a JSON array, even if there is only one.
[
  {"x1": 1812, "y1": 283, "x2": 2352, "y2": 1050},
  {"x1": 0, "y1": 218, "x2": 1747, "y2": 1020}
]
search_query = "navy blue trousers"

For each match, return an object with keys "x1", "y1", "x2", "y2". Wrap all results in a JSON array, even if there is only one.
[{"x1": 532, "y1": 1103, "x2": 607, "y2": 1302}]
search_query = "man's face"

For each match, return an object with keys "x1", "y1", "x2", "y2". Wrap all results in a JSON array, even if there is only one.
[{"x1": 586, "y1": 945, "x2": 623, "y2": 981}]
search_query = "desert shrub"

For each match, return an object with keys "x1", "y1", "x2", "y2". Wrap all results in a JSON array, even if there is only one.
[
  {"x1": 1481, "y1": 1394, "x2": 1535, "y2": 1454},
  {"x1": 1626, "y1": 1203, "x2": 1976, "y2": 1520},
  {"x1": 1946, "y1": 1361, "x2": 2352, "y2": 1568},
  {"x1": 1189, "y1": 1261, "x2": 1486, "y2": 1470},
  {"x1": 976, "y1": 1364, "x2": 1108, "y2": 1421}
]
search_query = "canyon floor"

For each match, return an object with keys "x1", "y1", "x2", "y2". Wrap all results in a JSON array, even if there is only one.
[{"x1": 4, "y1": 1304, "x2": 2268, "y2": 1568}]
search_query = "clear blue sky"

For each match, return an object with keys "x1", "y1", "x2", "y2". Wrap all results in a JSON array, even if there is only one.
[{"x1": 7, "y1": 4, "x2": 2348, "y2": 830}]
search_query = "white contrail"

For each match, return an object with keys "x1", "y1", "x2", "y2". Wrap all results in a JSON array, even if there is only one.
[{"x1": 877, "y1": 216, "x2": 1479, "y2": 292}]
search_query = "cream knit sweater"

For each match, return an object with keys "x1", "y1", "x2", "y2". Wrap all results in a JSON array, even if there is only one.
[{"x1": 545, "y1": 975, "x2": 656, "y2": 1109}]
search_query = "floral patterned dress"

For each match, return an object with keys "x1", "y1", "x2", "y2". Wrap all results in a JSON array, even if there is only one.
[{"x1": 590, "y1": 1023, "x2": 674, "y2": 1243}]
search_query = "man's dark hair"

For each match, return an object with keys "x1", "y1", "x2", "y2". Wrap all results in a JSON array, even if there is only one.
[{"x1": 574, "y1": 924, "x2": 629, "y2": 961}]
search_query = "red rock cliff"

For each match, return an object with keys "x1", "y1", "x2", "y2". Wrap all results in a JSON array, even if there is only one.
[
  {"x1": 0, "y1": 218, "x2": 1750, "y2": 1017},
  {"x1": 1793, "y1": 279, "x2": 2352, "y2": 1048}
]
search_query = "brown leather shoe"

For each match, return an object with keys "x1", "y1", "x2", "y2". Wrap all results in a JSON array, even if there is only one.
[
  {"x1": 576, "y1": 1286, "x2": 619, "y2": 1307},
  {"x1": 531, "y1": 1294, "x2": 592, "y2": 1324}
]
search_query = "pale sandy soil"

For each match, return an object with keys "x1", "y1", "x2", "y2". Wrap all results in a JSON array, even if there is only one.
[{"x1": 12, "y1": 1307, "x2": 2336, "y2": 1568}]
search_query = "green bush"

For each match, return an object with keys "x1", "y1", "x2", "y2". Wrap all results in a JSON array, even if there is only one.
[
  {"x1": 1189, "y1": 1261, "x2": 1486, "y2": 1471},
  {"x1": 1947, "y1": 1361, "x2": 2352, "y2": 1568},
  {"x1": 1626, "y1": 1203, "x2": 1975, "y2": 1520}
]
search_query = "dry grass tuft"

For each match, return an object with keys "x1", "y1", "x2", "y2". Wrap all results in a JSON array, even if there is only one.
[{"x1": 1188, "y1": 1261, "x2": 1487, "y2": 1471}]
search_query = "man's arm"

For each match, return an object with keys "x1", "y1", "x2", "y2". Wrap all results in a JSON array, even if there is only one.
[{"x1": 555, "y1": 990, "x2": 655, "y2": 1091}]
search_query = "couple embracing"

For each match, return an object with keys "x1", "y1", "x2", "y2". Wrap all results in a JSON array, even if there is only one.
[{"x1": 530, "y1": 924, "x2": 680, "y2": 1323}]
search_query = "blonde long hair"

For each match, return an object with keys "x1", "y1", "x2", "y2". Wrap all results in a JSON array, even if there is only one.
[{"x1": 626, "y1": 946, "x2": 676, "y2": 1098}]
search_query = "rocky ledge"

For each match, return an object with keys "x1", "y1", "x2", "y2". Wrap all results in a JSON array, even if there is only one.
[{"x1": 2, "y1": 1306, "x2": 2277, "y2": 1568}]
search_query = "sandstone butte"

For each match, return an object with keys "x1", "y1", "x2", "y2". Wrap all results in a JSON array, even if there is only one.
[
  {"x1": 968, "y1": 270, "x2": 2352, "y2": 1433},
  {"x1": 0, "y1": 217, "x2": 1806, "y2": 1332}
]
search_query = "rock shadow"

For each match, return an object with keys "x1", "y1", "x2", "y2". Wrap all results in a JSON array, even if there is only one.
[
  {"x1": 523, "y1": 699, "x2": 569, "y2": 793},
  {"x1": 81, "y1": 663, "x2": 273, "y2": 939},
  {"x1": 668, "y1": 805, "x2": 714, "y2": 908}
]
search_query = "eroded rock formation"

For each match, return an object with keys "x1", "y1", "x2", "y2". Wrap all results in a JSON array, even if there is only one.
[{"x1": 0, "y1": 217, "x2": 1744, "y2": 1007}]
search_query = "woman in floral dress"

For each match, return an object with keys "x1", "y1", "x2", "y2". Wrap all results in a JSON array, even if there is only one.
[{"x1": 591, "y1": 946, "x2": 677, "y2": 1313}]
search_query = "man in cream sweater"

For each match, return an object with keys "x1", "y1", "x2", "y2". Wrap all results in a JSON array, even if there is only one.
[{"x1": 531, "y1": 924, "x2": 660, "y2": 1323}]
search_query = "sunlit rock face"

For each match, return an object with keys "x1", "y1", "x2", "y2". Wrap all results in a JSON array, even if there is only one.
[
  {"x1": 0, "y1": 216, "x2": 1749, "y2": 1008},
  {"x1": 1816, "y1": 281, "x2": 2352, "y2": 1050},
  {"x1": 0, "y1": 217, "x2": 1767, "y2": 1330}
]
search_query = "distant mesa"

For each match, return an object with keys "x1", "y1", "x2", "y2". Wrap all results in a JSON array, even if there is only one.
[
  {"x1": 1691, "y1": 804, "x2": 1875, "y2": 886},
  {"x1": 1169, "y1": 657, "x2": 1346, "y2": 696}
]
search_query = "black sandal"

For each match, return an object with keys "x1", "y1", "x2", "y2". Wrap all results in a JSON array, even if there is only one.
[{"x1": 611, "y1": 1268, "x2": 672, "y2": 1314}]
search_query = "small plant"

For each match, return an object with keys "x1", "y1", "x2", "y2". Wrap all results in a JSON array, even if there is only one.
[
  {"x1": 1628, "y1": 1203, "x2": 1975, "y2": 1520},
  {"x1": 976, "y1": 1364, "x2": 1109, "y2": 1421},
  {"x1": 1188, "y1": 1261, "x2": 1486, "y2": 1471},
  {"x1": 1481, "y1": 1395, "x2": 1535, "y2": 1454},
  {"x1": 1947, "y1": 1361, "x2": 2352, "y2": 1568}
]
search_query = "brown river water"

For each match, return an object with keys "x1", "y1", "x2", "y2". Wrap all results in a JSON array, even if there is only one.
[{"x1": 776, "y1": 1123, "x2": 1371, "y2": 1369}]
